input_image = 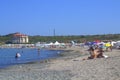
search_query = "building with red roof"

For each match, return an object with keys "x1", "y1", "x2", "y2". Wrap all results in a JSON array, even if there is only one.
[{"x1": 12, "y1": 32, "x2": 29, "y2": 44}]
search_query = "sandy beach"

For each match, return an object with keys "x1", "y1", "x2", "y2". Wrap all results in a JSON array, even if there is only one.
[{"x1": 0, "y1": 46, "x2": 120, "y2": 80}]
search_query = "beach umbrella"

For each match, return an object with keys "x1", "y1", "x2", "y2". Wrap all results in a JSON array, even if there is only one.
[{"x1": 105, "y1": 43, "x2": 111, "y2": 47}]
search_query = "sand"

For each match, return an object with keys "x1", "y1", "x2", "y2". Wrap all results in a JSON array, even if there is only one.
[{"x1": 0, "y1": 46, "x2": 120, "y2": 80}]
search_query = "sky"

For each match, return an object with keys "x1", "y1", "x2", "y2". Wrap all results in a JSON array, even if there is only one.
[{"x1": 0, "y1": 0, "x2": 120, "y2": 36}]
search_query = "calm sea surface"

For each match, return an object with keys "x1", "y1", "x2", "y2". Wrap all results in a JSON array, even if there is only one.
[{"x1": 0, "y1": 48, "x2": 63, "y2": 68}]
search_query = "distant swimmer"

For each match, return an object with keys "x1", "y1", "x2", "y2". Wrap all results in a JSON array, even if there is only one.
[
  {"x1": 15, "y1": 52, "x2": 21, "y2": 58},
  {"x1": 57, "y1": 51, "x2": 60, "y2": 54},
  {"x1": 38, "y1": 48, "x2": 40, "y2": 51},
  {"x1": 37, "y1": 48, "x2": 40, "y2": 55}
]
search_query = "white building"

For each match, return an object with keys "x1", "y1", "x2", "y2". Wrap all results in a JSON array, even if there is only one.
[{"x1": 12, "y1": 32, "x2": 29, "y2": 44}]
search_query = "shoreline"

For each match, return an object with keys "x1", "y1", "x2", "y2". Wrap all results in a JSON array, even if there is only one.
[
  {"x1": 1, "y1": 46, "x2": 84, "y2": 69},
  {"x1": 0, "y1": 46, "x2": 120, "y2": 80},
  {"x1": 0, "y1": 48, "x2": 63, "y2": 69}
]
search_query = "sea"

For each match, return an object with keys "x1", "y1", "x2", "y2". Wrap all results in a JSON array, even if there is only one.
[{"x1": 0, "y1": 48, "x2": 64, "y2": 68}]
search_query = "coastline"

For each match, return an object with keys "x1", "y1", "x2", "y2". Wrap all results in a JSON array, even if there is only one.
[{"x1": 0, "y1": 46, "x2": 120, "y2": 80}]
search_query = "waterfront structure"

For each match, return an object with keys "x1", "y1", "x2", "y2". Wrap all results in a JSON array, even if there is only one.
[{"x1": 12, "y1": 32, "x2": 29, "y2": 44}]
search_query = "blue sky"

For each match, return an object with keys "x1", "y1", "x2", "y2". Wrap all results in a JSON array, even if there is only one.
[{"x1": 0, "y1": 0, "x2": 120, "y2": 36}]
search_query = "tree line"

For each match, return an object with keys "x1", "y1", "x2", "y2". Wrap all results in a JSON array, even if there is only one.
[{"x1": 0, "y1": 33, "x2": 120, "y2": 44}]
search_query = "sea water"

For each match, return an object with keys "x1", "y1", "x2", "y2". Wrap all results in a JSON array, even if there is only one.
[{"x1": 0, "y1": 48, "x2": 63, "y2": 68}]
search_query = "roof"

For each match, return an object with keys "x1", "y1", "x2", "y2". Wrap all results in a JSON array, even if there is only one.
[{"x1": 13, "y1": 32, "x2": 27, "y2": 37}]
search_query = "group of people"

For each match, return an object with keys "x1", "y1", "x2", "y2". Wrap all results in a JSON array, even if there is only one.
[
  {"x1": 89, "y1": 46, "x2": 104, "y2": 58},
  {"x1": 83, "y1": 45, "x2": 108, "y2": 60}
]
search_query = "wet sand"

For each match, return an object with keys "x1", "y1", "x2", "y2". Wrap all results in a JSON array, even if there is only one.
[{"x1": 0, "y1": 46, "x2": 120, "y2": 80}]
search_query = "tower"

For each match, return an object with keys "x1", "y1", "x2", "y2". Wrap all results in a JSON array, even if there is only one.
[{"x1": 54, "y1": 28, "x2": 56, "y2": 36}]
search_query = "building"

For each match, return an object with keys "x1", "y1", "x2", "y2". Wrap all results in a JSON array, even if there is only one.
[{"x1": 12, "y1": 32, "x2": 29, "y2": 44}]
